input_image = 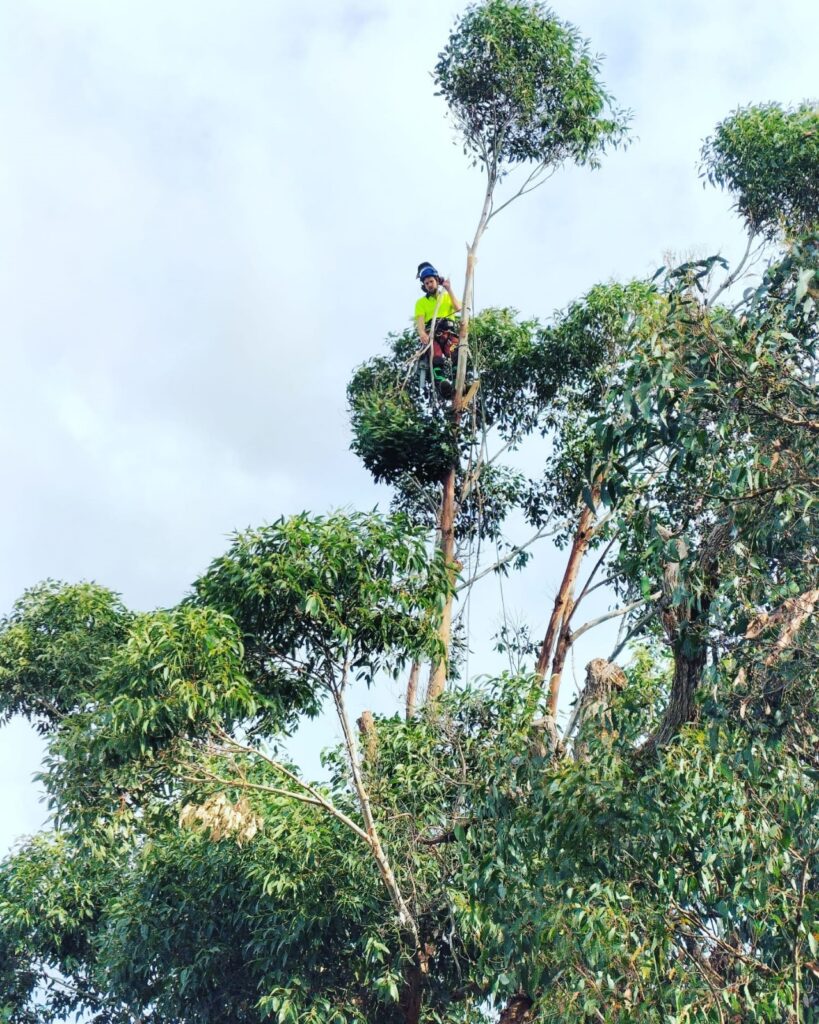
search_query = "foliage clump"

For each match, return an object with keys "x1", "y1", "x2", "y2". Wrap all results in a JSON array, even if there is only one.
[
  {"x1": 702, "y1": 102, "x2": 819, "y2": 239},
  {"x1": 434, "y1": 0, "x2": 628, "y2": 171}
]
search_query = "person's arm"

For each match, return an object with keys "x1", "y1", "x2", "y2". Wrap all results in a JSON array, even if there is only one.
[
  {"x1": 416, "y1": 314, "x2": 430, "y2": 346},
  {"x1": 441, "y1": 278, "x2": 462, "y2": 313}
]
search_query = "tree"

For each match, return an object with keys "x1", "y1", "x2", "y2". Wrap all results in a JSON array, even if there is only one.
[
  {"x1": 426, "y1": 0, "x2": 628, "y2": 697},
  {"x1": 2, "y1": 31, "x2": 819, "y2": 1024}
]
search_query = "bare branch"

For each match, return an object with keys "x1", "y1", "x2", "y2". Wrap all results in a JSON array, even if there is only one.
[
  {"x1": 330, "y1": 668, "x2": 420, "y2": 944},
  {"x1": 208, "y1": 731, "x2": 373, "y2": 844},
  {"x1": 487, "y1": 162, "x2": 557, "y2": 222},
  {"x1": 609, "y1": 604, "x2": 657, "y2": 662},
  {"x1": 455, "y1": 524, "x2": 556, "y2": 593},
  {"x1": 705, "y1": 231, "x2": 758, "y2": 308},
  {"x1": 571, "y1": 591, "x2": 661, "y2": 645}
]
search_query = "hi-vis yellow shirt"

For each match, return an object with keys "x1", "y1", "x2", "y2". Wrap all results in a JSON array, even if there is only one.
[{"x1": 414, "y1": 290, "x2": 457, "y2": 324}]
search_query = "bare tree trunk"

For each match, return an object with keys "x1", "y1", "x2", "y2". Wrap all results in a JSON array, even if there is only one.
[
  {"x1": 546, "y1": 593, "x2": 575, "y2": 718},
  {"x1": 428, "y1": 466, "x2": 457, "y2": 701},
  {"x1": 428, "y1": 172, "x2": 496, "y2": 704},
  {"x1": 405, "y1": 661, "x2": 420, "y2": 719},
  {"x1": 536, "y1": 501, "x2": 596, "y2": 717},
  {"x1": 357, "y1": 710, "x2": 377, "y2": 766},
  {"x1": 568, "y1": 658, "x2": 627, "y2": 759}
]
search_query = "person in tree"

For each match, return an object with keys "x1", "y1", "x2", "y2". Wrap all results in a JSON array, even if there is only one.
[{"x1": 414, "y1": 261, "x2": 462, "y2": 397}]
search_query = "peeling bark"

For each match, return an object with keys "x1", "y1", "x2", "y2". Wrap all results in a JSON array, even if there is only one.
[
  {"x1": 405, "y1": 661, "x2": 420, "y2": 719},
  {"x1": 569, "y1": 658, "x2": 627, "y2": 759},
  {"x1": 498, "y1": 993, "x2": 534, "y2": 1023}
]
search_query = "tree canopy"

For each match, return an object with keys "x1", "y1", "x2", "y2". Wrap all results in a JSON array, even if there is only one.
[{"x1": 2, "y1": 3, "x2": 818, "y2": 1023}]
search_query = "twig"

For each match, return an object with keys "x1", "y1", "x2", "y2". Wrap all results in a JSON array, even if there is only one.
[
  {"x1": 571, "y1": 592, "x2": 661, "y2": 645},
  {"x1": 609, "y1": 604, "x2": 660, "y2": 662},
  {"x1": 455, "y1": 524, "x2": 555, "y2": 592},
  {"x1": 706, "y1": 231, "x2": 757, "y2": 308}
]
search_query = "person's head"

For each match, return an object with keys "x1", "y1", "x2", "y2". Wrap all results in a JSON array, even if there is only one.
[{"x1": 417, "y1": 262, "x2": 441, "y2": 294}]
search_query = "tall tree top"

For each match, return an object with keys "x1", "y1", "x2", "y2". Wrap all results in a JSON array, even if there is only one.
[
  {"x1": 702, "y1": 102, "x2": 819, "y2": 240},
  {"x1": 434, "y1": 0, "x2": 628, "y2": 174}
]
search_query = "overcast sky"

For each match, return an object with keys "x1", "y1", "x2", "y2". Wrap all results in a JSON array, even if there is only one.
[{"x1": 2, "y1": 0, "x2": 817, "y2": 857}]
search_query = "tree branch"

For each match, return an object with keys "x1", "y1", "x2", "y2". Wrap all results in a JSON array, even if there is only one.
[
  {"x1": 455, "y1": 524, "x2": 555, "y2": 593},
  {"x1": 705, "y1": 231, "x2": 757, "y2": 308},
  {"x1": 207, "y1": 732, "x2": 373, "y2": 845},
  {"x1": 571, "y1": 591, "x2": 661, "y2": 645},
  {"x1": 330, "y1": 667, "x2": 420, "y2": 945}
]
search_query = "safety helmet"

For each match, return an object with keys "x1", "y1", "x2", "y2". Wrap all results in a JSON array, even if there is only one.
[{"x1": 417, "y1": 262, "x2": 439, "y2": 281}]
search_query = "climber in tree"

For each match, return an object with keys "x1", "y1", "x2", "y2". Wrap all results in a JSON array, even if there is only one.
[{"x1": 415, "y1": 262, "x2": 462, "y2": 398}]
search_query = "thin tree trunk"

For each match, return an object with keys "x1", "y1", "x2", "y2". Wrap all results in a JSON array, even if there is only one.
[
  {"x1": 536, "y1": 500, "x2": 596, "y2": 717},
  {"x1": 405, "y1": 661, "x2": 420, "y2": 719},
  {"x1": 546, "y1": 594, "x2": 575, "y2": 717},
  {"x1": 428, "y1": 172, "x2": 496, "y2": 703},
  {"x1": 428, "y1": 466, "x2": 457, "y2": 701}
]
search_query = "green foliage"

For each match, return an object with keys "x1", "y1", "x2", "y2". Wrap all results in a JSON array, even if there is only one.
[
  {"x1": 3, "y1": 67, "x2": 819, "y2": 1024},
  {"x1": 348, "y1": 377, "x2": 457, "y2": 486},
  {"x1": 521, "y1": 281, "x2": 665, "y2": 527},
  {"x1": 347, "y1": 315, "x2": 545, "y2": 543},
  {"x1": 591, "y1": 233, "x2": 818, "y2": 653},
  {"x1": 193, "y1": 510, "x2": 451, "y2": 689},
  {"x1": 434, "y1": 0, "x2": 627, "y2": 172},
  {"x1": 0, "y1": 582, "x2": 130, "y2": 733},
  {"x1": 702, "y1": 102, "x2": 819, "y2": 239}
]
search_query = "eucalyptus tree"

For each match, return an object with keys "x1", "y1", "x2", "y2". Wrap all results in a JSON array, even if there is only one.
[
  {"x1": 425, "y1": 0, "x2": 627, "y2": 695},
  {"x1": 2, "y1": 65, "x2": 818, "y2": 1024}
]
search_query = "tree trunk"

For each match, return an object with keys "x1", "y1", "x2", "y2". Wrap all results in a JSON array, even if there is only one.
[
  {"x1": 648, "y1": 630, "x2": 708, "y2": 750},
  {"x1": 405, "y1": 661, "x2": 420, "y2": 719},
  {"x1": 569, "y1": 658, "x2": 627, "y2": 759},
  {"x1": 399, "y1": 962, "x2": 423, "y2": 1024},
  {"x1": 546, "y1": 594, "x2": 575, "y2": 718},
  {"x1": 428, "y1": 465, "x2": 457, "y2": 701},
  {"x1": 535, "y1": 501, "x2": 596, "y2": 717},
  {"x1": 645, "y1": 522, "x2": 729, "y2": 750},
  {"x1": 427, "y1": 175, "x2": 495, "y2": 704},
  {"x1": 498, "y1": 994, "x2": 534, "y2": 1023}
]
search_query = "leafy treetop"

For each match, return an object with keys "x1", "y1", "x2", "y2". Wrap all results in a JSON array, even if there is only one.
[
  {"x1": 702, "y1": 102, "x2": 819, "y2": 240},
  {"x1": 434, "y1": 0, "x2": 628, "y2": 173}
]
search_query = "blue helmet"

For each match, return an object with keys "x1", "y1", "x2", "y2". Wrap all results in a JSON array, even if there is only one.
[{"x1": 417, "y1": 262, "x2": 439, "y2": 281}]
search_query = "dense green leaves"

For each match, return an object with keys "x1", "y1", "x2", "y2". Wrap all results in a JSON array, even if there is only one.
[
  {"x1": 702, "y1": 102, "x2": 819, "y2": 239},
  {"x1": 0, "y1": 582, "x2": 130, "y2": 733},
  {"x1": 3, "y1": 45, "x2": 819, "y2": 1024},
  {"x1": 434, "y1": 0, "x2": 627, "y2": 171},
  {"x1": 193, "y1": 510, "x2": 451, "y2": 690}
]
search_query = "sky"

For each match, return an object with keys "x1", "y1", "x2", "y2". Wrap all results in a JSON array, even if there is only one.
[{"x1": 1, "y1": 0, "x2": 818, "y2": 858}]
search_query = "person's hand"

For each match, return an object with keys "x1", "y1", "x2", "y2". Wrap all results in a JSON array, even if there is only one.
[{"x1": 441, "y1": 277, "x2": 452, "y2": 291}]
